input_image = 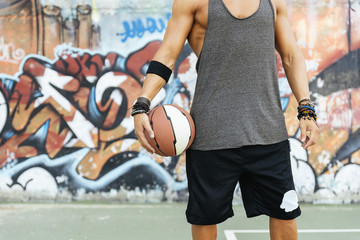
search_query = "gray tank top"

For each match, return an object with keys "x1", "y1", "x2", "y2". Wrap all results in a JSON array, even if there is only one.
[{"x1": 190, "y1": 0, "x2": 289, "y2": 150}]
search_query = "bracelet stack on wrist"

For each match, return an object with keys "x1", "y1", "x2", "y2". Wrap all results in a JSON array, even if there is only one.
[
  {"x1": 131, "y1": 97, "x2": 151, "y2": 116},
  {"x1": 297, "y1": 98, "x2": 318, "y2": 121}
]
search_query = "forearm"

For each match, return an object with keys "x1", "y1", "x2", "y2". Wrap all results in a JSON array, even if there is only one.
[
  {"x1": 274, "y1": 0, "x2": 310, "y2": 103},
  {"x1": 282, "y1": 51, "x2": 310, "y2": 102},
  {"x1": 140, "y1": 74, "x2": 166, "y2": 101},
  {"x1": 140, "y1": 50, "x2": 177, "y2": 101}
]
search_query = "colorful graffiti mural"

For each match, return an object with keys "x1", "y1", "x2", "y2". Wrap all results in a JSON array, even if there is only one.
[
  {"x1": 0, "y1": 0, "x2": 359, "y2": 203},
  {"x1": 0, "y1": 42, "x2": 195, "y2": 201}
]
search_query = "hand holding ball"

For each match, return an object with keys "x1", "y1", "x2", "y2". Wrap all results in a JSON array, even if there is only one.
[{"x1": 145, "y1": 105, "x2": 195, "y2": 156}]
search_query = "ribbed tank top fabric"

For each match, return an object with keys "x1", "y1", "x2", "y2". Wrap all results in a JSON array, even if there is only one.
[{"x1": 190, "y1": 0, "x2": 289, "y2": 150}]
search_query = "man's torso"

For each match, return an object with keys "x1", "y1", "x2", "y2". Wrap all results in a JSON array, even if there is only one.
[{"x1": 186, "y1": 0, "x2": 289, "y2": 150}]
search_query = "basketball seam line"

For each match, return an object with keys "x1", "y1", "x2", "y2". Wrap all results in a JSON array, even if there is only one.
[
  {"x1": 150, "y1": 107, "x2": 167, "y2": 156},
  {"x1": 162, "y1": 105, "x2": 178, "y2": 156}
]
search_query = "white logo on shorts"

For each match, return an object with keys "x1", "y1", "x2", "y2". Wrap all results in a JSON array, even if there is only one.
[{"x1": 280, "y1": 190, "x2": 299, "y2": 212}]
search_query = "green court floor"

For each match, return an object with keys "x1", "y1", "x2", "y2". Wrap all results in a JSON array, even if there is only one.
[{"x1": 0, "y1": 203, "x2": 359, "y2": 240}]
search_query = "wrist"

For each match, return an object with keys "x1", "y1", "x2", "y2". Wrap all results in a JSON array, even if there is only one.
[
  {"x1": 297, "y1": 98, "x2": 317, "y2": 122},
  {"x1": 131, "y1": 97, "x2": 151, "y2": 116},
  {"x1": 298, "y1": 98, "x2": 311, "y2": 105},
  {"x1": 137, "y1": 97, "x2": 151, "y2": 106}
]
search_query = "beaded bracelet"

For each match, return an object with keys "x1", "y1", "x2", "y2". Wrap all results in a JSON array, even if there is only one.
[
  {"x1": 298, "y1": 98, "x2": 312, "y2": 105},
  {"x1": 297, "y1": 111, "x2": 318, "y2": 121},
  {"x1": 297, "y1": 98, "x2": 318, "y2": 122},
  {"x1": 297, "y1": 105, "x2": 315, "y2": 113}
]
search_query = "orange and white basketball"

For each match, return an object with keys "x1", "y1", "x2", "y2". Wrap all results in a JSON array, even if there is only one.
[{"x1": 145, "y1": 104, "x2": 195, "y2": 156}]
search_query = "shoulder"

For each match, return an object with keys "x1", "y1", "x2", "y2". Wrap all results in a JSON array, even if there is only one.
[
  {"x1": 270, "y1": 0, "x2": 288, "y2": 16},
  {"x1": 172, "y1": 0, "x2": 205, "y2": 15},
  {"x1": 269, "y1": 0, "x2": 288, "y2": 23}
]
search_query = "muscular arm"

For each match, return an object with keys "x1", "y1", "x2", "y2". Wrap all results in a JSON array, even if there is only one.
[
  {"x1": 274, "y1": 0, "x2": 309, "y2": 102},
  {"x1": 274, "y1": 0, "x2": 319, "y2": 149},
  {"x1": 134, "y1": 0, "x2": 196, "y2": 153},
  {"x1": 140, "y1": 0, "x2": 196, "y2": 101}
]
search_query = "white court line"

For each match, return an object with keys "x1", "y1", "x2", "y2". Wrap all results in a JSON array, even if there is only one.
[{"x1": 224, "y1": 229, "x2": 360, "y2": 240}]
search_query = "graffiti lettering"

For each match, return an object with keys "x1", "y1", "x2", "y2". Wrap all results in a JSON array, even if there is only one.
[
  {"x1": 117, "y1": 14, "x2": 171, "y2": 42},
  {"x1": 23, "y1": 60, "x2": 99, "y2": 148},
  {"x1": 0, "y1": 37, "x2": 25, "y2": 64}
]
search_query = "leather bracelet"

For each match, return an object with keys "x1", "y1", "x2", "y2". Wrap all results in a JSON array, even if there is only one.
[
  {"x1": 136, "y1": 97, "x2": 150, "y2": 107},
  {"x1": 131, "y1": 97, "x2": 151, "y2": 116}
]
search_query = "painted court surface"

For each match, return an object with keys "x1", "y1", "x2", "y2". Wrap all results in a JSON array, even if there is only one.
[{"x1": 0, "y1": 203, "x2": 359, "y2": 240}]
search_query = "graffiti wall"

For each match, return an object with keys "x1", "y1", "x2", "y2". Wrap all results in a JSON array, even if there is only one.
[{"x1": 0, "y1": 0, "x2": 359, "y2": 203}]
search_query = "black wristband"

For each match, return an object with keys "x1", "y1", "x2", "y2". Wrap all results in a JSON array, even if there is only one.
[{"x1": 146, "y1": 60, "x2": 172, "y2": 83}]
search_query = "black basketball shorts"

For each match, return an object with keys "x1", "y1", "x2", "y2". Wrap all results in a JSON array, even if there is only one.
[{"x1": 185, "y1": 139, "x2": 301, "y2": 225}]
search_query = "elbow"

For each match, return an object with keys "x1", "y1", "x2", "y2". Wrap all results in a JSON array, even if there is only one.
[
  {"x1": 281, "y1": 49, "x2": 304, "y2": 69},
  {"x1": 153, "y1": 54, "x2": 177, "y2": 71},
  {"x1": 152, "y1": 53, "x2": 173, "y2": 68},
  {"x1": 152, "y1": 45, "x2": 179, "y2": 70}
]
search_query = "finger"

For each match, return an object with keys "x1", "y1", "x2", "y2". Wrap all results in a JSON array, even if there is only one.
[
  {"x1": 304, "y1": 129, "x2": 317, "y2": 149},
  {"x1": 137, "y1": 130, "x2": 155, "y2": 154},
  {"x1": 136, "y1": 134, "x2": 150, "y2": 152},
  {"x1": 299, "y1": 121, "x2": 307, "y2": 143},
  {"x1": 141, "y1": 117, "x2": 155, "y2": 153},
  {"x1": 301, "y1": 135, "x2": 309, "y2": 148},
  {"x1": 141, "y1": 143, "x2": 154, "y2": 154},
  {"x1": 142, "y1": 130, "x2": 155, "y2": 153},
  {"x1": 304, "y1": 121, "x2": 320, "y2": 149},
  {"x1": 143, "y1": 120, "x2": 154, "y2": 139},
  {"x1": 134, "y1": 114, "x2": 155, "y2": 153}
]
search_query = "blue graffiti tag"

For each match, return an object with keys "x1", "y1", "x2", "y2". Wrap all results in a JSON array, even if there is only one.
[{"x1": 117, "y1": 14, "x2": 171, "y2": 42}]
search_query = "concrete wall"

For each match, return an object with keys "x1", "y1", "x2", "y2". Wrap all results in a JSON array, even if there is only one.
[{"x1": 0, "y1": 0, "x2": 359, "y2": 203}]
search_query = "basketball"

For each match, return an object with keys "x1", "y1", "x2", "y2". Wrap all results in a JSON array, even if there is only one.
[{"x1": 145, "y1": 104, "x2": 195, "y2": 156}]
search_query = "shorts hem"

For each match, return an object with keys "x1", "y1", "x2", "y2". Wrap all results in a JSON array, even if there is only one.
[
  {"x1": 247, "y1": 207, "x2": 301, "y2": 220},
  {"x1": 186, "y1": 212, "x2": 234, "y2": 225}
]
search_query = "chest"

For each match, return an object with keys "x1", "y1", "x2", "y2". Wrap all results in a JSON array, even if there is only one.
[
  {"x1": 221, "y1": 0, "x2": 261, "y2": 19},
  {"x1": 195, "y1": 0, "x2": 276, "y2": 28}
]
